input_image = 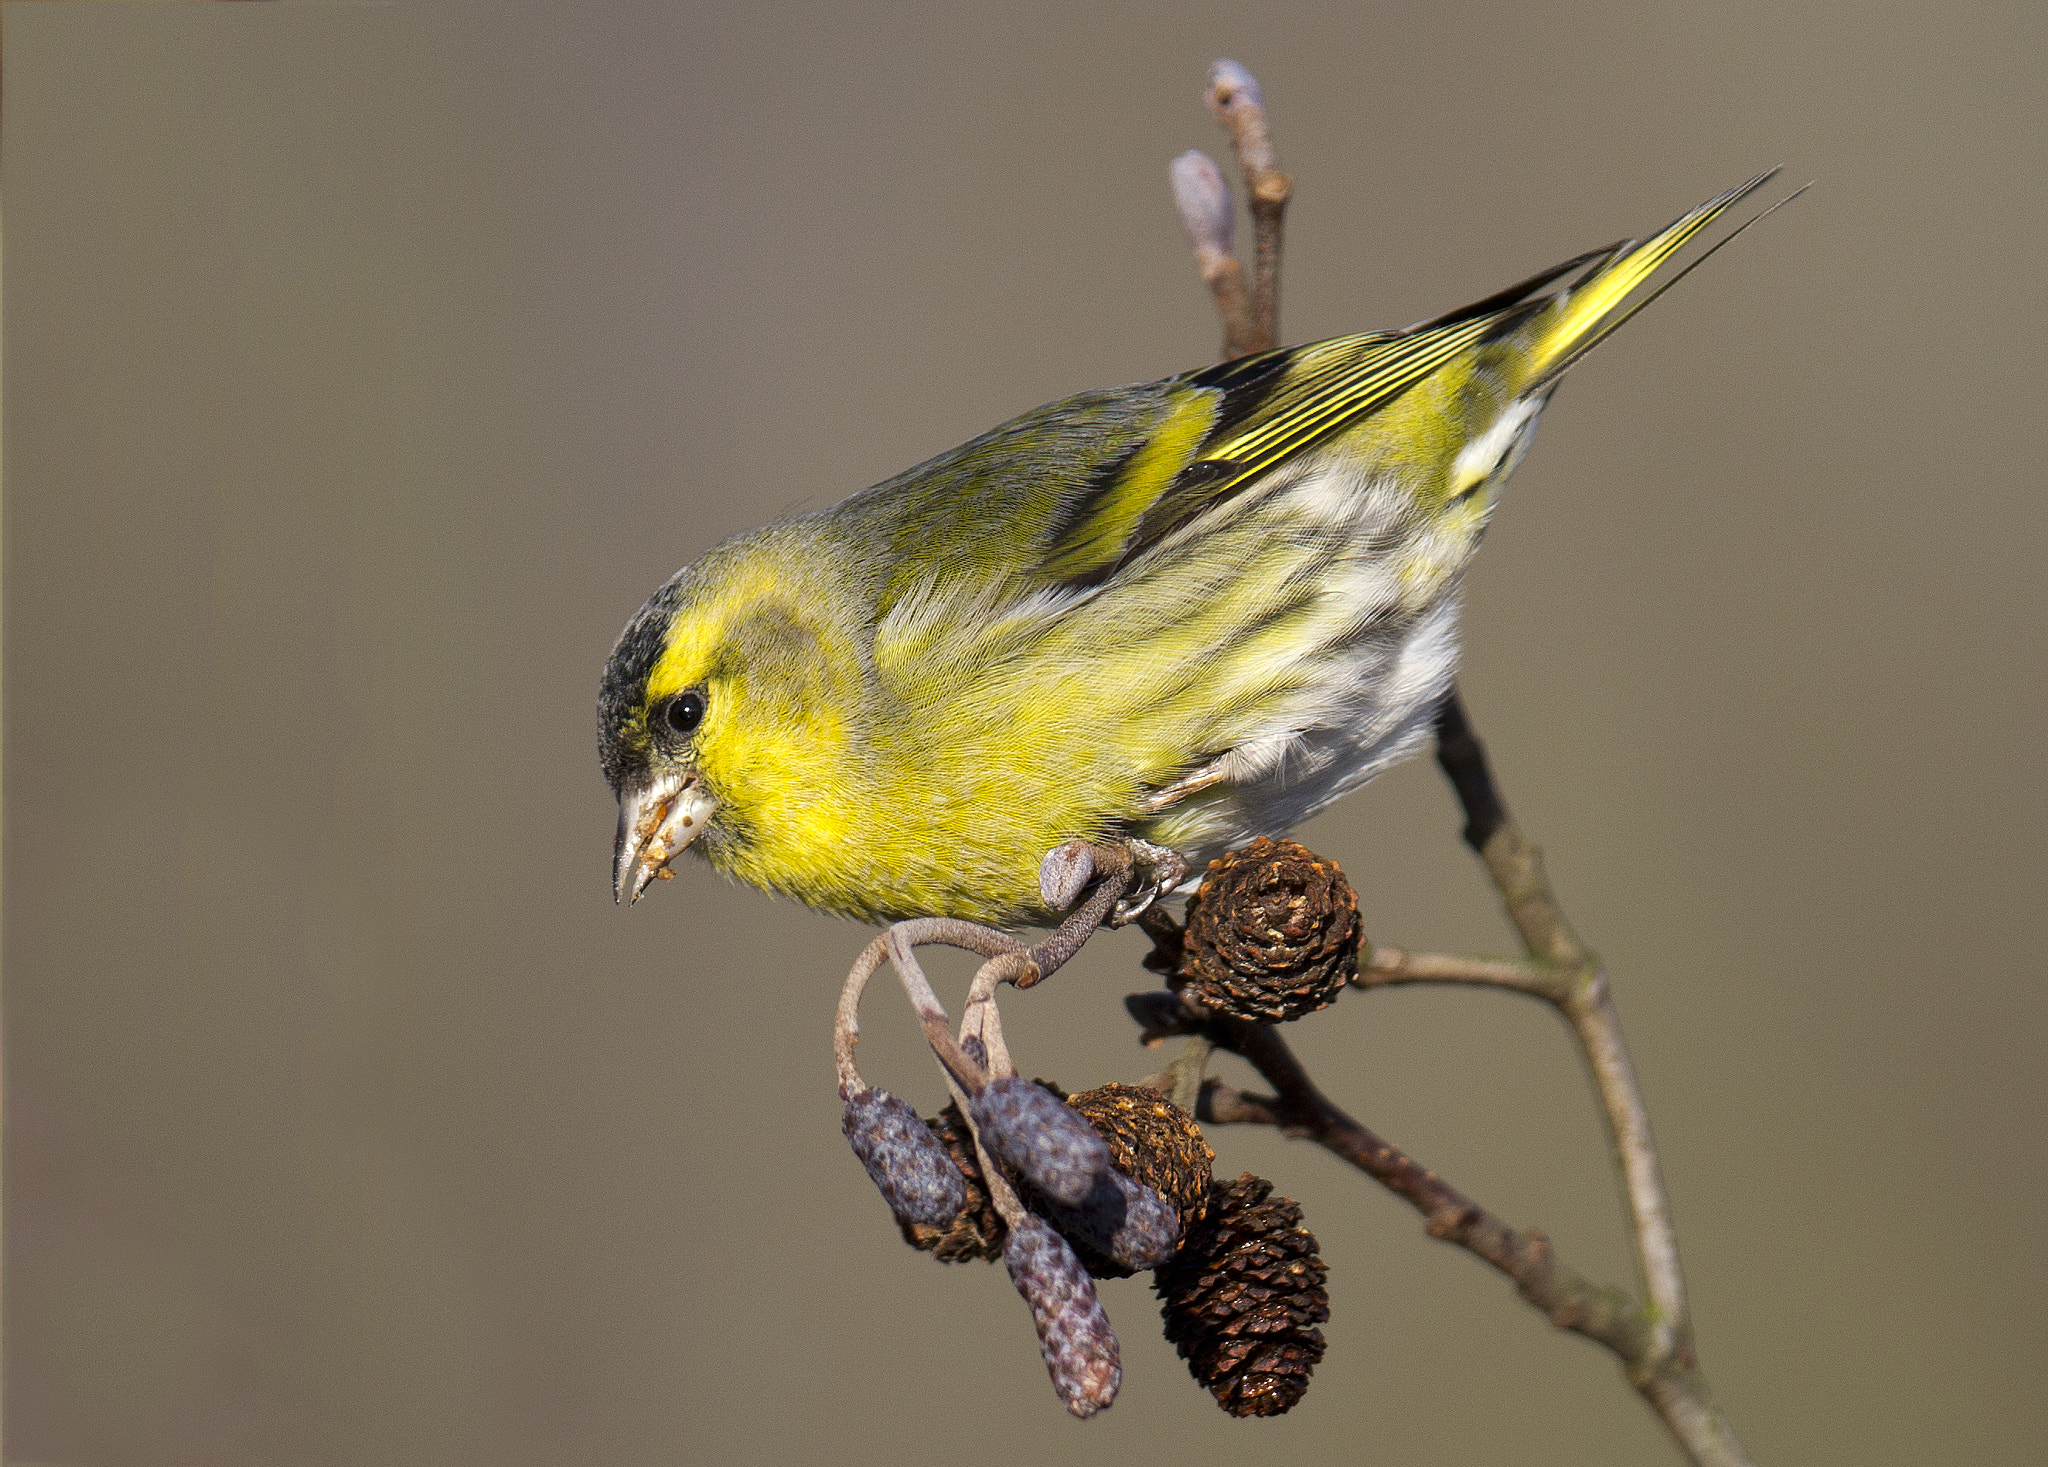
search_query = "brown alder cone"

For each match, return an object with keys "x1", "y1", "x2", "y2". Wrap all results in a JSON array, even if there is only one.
[
  {"x1": 1064, "y1": 1082, "x2": 1214, "y2": 1239},
  {"x1": 1155, "y1": 1172, "x2": 1329, "y2": 1417},
  {"x1": 1177, "y1": 837, "x2": 1363, "y2": 1022},
  {"x1": 1040, "y1": 1083, "x2": 1214, "y2": 1278}
]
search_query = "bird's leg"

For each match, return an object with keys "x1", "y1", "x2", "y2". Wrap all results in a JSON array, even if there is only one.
[
  {"x1": 1016, "y1": 836, "x2": 1192, "y2": 994},
  {"x1": 1018, "y1": 846, "x2": 1132, "y2": 988},
  {"x1": 1142, "y1": 755, "x2": 1234, "y2": 813}
]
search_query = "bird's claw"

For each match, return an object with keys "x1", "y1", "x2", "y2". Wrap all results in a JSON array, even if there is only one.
[{"x1": 1108, "y1": 839, "x2": 1190, "y2": 926}]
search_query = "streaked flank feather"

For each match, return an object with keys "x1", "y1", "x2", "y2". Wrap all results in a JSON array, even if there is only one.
[{"x1": 599, "y1": 172, "x2": 1786, "y2": 924}]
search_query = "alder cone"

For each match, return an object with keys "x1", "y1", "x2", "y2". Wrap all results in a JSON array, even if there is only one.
[
  {"x1": 1155, "y1": 1172, "x2": 1329, "y2": 1418},
  {"x1": 1064, "y1": 1083, "x2": 1214, "y2": 1240},
  {"x1": 1179, "y1": 837, "x2": 1362, "y2": 1022}
]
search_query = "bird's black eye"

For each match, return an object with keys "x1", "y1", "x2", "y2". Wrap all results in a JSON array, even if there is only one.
[{"x1": 663, "y1": 690, "x2": 706, "y2": 737}]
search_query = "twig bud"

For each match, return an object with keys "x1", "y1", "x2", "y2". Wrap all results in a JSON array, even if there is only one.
[
  {"x1": 1169, "y1": 150, "x2": 1234, "y2": 259},
  {"x1": 843, "y1": 1089, "x2": 970, "y2": 1227},
  {"x1": 1208, "y1": 57, "x2": 1264, "y2": 112},
  {"x1": 971, "y1": 1075, "x2": 1110, "y2": 1205},
  {"x1": 1004, "y1": 1214, "x2": 1122, "y2": 1418},
  {"x1": 1208, "y1": 59, "x2": 1280, "y2": 182},
  {"x1": 1202, "y1": 57, "x2": 1288, "y2": 354}
]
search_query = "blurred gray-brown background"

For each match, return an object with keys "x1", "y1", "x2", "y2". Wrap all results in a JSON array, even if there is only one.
[{"x1": 6, "y1": 2, "x2": 2043, "y2": 1463}]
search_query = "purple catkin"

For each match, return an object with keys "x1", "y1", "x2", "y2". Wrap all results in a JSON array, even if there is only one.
[
  {"x1": 1052, "y1": 1170, "x2": 1182, "y2": 1273},
  {"x1": 842, "y1": 1090, "x2": 969, "y2": 1227},
  {"x1": 971, "y1": 1076, "x2": 1110, "y2": 1205},
  {"x1": 1003, "y1": 1214, "x2": 1121, "y2": 1418}
]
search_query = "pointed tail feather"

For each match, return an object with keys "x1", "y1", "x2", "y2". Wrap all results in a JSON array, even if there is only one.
[{"x1": 1523, "y1": 168, "x2": 1790, "y2": 389}]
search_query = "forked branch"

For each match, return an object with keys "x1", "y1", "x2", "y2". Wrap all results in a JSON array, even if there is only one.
[{"x1": 1168, "y1": 62, "x2": 1752, "y2": 1466}]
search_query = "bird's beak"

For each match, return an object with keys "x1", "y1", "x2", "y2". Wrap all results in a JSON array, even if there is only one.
[{"x1": 613, "y1": 769, "x2": 717, "y2": 904}]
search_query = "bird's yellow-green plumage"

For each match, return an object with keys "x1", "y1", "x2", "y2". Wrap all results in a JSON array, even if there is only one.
[{"x1": 600, "y1": 173, "x2": 1782, "y2": 926}]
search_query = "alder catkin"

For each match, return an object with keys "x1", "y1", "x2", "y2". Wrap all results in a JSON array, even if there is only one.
[
  {"x1": 1004, "y1": 1213, "x2": 1121, "y2": 1418},
  {"x1": 842, "y1": 1089, "x2": 969, "y2": 1227},
  {"x1": 970, "y1": 1075, "x2": 1110, "y2": 1205}
]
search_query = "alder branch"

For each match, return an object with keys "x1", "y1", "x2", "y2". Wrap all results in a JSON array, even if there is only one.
[
  {"x1": 1429, "y1": 693, "x2": 1750, "y2": 1464},
  {"x1": 1435, "y1": 710, "x2": 1698, "y2": 1298},
  {"x1": 1193, "y1": 1013, "x2": 1647, "y2": 1359},
  {"x1": 1353, "y1": 943, "x2": 1562, "y2": 998},
  {"x1": 1167, "y1": 62, "x2": 1753, "y2": 1466}
]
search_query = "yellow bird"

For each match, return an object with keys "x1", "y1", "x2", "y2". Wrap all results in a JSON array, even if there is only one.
[{"x1": 601, "y1": 172, "x2": 1785, "y2": 927}]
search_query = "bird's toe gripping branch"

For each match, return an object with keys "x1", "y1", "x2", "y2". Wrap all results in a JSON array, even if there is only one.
[{"x1": 1112, "y1": 838, "x2": 1192, "y2": 926}]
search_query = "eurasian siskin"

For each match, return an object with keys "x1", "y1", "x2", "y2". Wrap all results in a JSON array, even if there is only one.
[{"x1": 600, "y1": 172, "x2": 1782, "y2": 927}]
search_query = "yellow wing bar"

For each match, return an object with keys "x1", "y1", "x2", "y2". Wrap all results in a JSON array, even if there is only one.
[
  {"x1": 1195, "y1": 314, "x2": 1500, "y2": 496},
  {"x1": 1093, "y1": 170, "x2": 1793, "y2": 576}
]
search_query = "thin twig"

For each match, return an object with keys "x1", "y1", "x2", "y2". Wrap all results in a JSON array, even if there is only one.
[
  {"x1": 1434, "y1": 695, "x2": 1687, "y2": 1347},
  {"x1": 1195, "y1": 1014, "x2": 1649, "y2": 1360},
  {"x1": 836, "y1": 919, "x2": 1008, "y2": 1095},
  {"x1": 961, "y1": 954, "x2": 1022, "y2": 1080},
  {"x1": 1207, "y1": 60, "x2": 1290, "y2": 352},
  {"x1": 1192, "y1": 1004, "x2": 1749, "y2": 1466},
  {"x1": 1162, "y1": 1034, "x2": 1212, "y2": 1116},
  {"x1": 836, "y1": 865, "x2": 1129, "y2": 1101},
  {"x1": 833, "y1": 931, "x2": 892, "y2": 1096},
  {"x1": 884, "y1": 927, "x2": 984, "y2": 1089},
  {"x1": 1354, "y1": 943, "x2": 1563, "y2": 999}
]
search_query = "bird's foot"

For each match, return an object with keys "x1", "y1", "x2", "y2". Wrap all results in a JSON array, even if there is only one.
[
  {"x1": 1109, "y1": 838, "x2": 1190, "y2": 926},
  {"x1": 1022, "y1": 838, "x2": 1189, "y2": 988},
  {"x1": 1038, "y1": 837, "x2": 1189, "y2": 925}
]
